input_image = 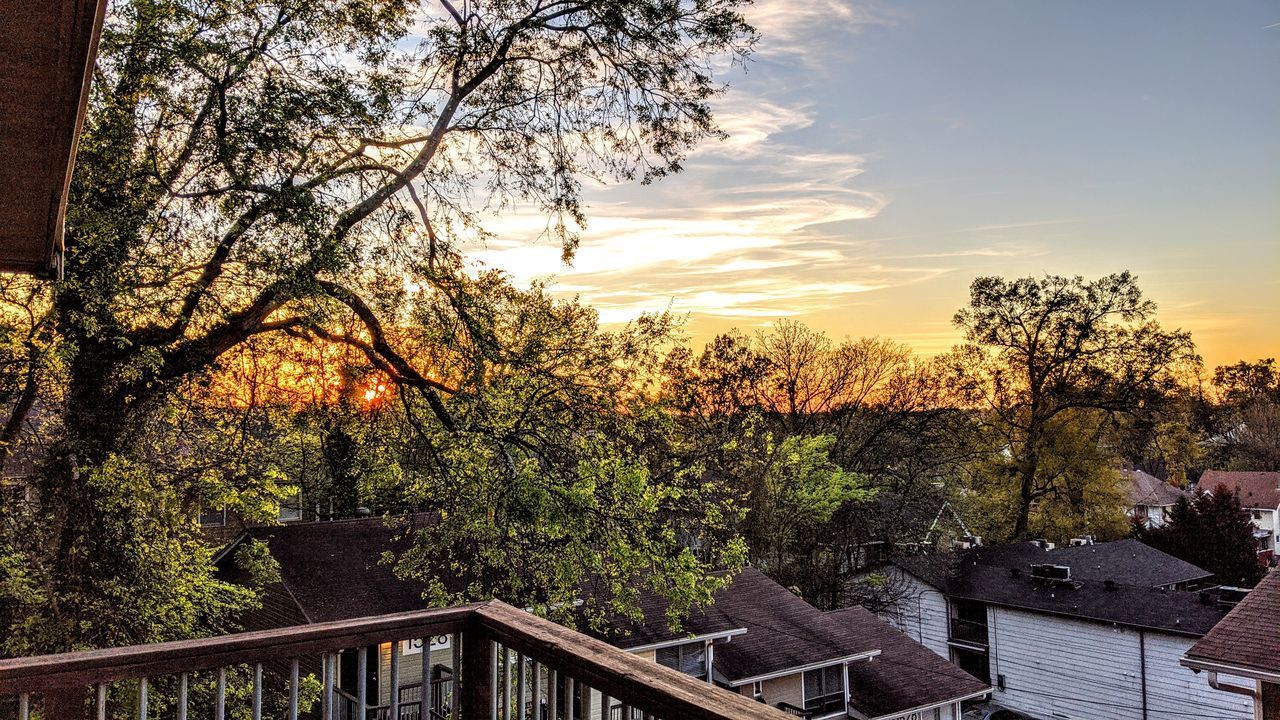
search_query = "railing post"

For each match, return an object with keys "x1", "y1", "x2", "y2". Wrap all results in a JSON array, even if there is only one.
[{"x1": 460, "y1": 627, "x2": 496, "y2": 720}]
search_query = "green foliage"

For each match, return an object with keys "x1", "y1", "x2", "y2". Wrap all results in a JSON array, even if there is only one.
[
  {"x1": 949, "y1": 272, "x2": 1199, "y2": 540},
  {"x1": 1136, "y1": 487, "x2": 1263, "y2": 587},
  {"x1": 4, "y1": 456, "x2": 257, "y2": 654}
]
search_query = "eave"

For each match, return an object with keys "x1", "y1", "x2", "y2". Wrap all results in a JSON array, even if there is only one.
[{"x1": 0, "y1": 0, "x2": 110, "y2": 277}]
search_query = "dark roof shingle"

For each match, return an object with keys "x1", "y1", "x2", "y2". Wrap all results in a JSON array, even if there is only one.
[
  {"x1": 827, "y1": 606, "x2": 988, "y2": 719},
  {"x1": 895, "y1": 540, "x2": 1224, "y2": 636},
  {"x1": 1185, "y1": 570, "x2": 1280, "y2": 676}
]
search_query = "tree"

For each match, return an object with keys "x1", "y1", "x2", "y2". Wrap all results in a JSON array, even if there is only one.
[
  {"x1": 1135, "y1": 486, "x2": 1263, "y2": 587},
  {"x1": 7, "y1": 0, "x2": 755, "y2": 650},
  {"x1": 1205, "y1": 359, "x2": 1280, "y2": 471},
  {"x1": 950, "y1": 273, "x2": 1199, "y2": 540}
]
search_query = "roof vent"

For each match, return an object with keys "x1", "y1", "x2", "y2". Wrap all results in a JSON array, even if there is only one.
[
  {"x1": 1030, "y1": 539, "x2": 1056, "y2": 550},
  {"x1": 1069, "y1": 536, "x2": 1095, "y2": 547},
  {"x1": 1010, "y1": 568, "x2": 1023, "y2": 579},
  {"x1": 1104, "y1": 579, "x2": 1117, "y2": 591}
]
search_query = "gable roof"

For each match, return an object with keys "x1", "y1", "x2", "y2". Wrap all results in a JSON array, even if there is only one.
[
  {"x1": 895, "y1": 540, "x2": 1224, "y2": 637},
  {"x1": 955, "y1": 539, "x2": 1211, "y2": 588},
  {"x1": 1184, "y1": 570, "x2": 1280, "y2": 678},
  {"x1": 1121, "y1": 469, "x2": 1187, "y2": 509},
  {"x1": 698, "y1": 569, "x2": 880, "y2": 685},
  {"x1": 827, "y1": 606, "x2": 988, "y2": 719},
  {"x1": 217, "y1": 518, "x2": 887, "y2": 684},
  {"x1": 1200, "y1": 470, "x2": 1280, "y2": 510}
]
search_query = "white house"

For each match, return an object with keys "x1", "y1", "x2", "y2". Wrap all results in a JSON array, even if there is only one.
[
  {"x1": 883, "y1": 540, "x2": 1256, "y2": 720},
  {"x1": 1200, "y1": 470, "x2": 1280, "y2": 557},
  {"x1": 1120, "y1": 469, "x2": 1186, "y2": 529}
]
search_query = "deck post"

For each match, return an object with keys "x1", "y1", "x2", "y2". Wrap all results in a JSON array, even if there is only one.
[{"x1": 461, "y1": 626, "x2": 497, "y2": 720}]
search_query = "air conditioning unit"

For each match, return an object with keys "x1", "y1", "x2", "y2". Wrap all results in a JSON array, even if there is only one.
[
  {"x1": 1069, "y1": 536, "x2": 1095, "y2": 547},
  {"x1": 1031, "y1": 539, "x2": 1056, "y2": 550},
  {"x1": 1030, "y1": 564, "x2": 1072, "y2": 582}
]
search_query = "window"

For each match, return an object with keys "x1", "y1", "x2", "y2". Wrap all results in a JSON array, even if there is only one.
[
  {"x1": 199, "y1": 505, "x2": 226, "y2": 527},
  {"x1": 751, "y1": 681, "x2": 763, "y2": 699},
  {"x1": 655, "y1": 641, "x2": 707, "y2": 677},
  {"x1": 802, "y1": 664, "x2": 844, "y2": 713},
  {"x1": 278, "y1": 487, "x2": 302, "y2": 522}
]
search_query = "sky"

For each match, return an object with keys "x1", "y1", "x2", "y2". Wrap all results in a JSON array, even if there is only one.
[{"x1": 471, "y1": 0, "x2": 1280, "y2": 368}]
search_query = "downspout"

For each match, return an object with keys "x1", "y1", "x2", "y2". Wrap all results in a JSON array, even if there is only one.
[
  {"x1": 1207, "y1": 672, "x2": 1260, "y2": 700},
  {"x1": 1139, "y1": 630, "x2": 1148, "y2": 720}
]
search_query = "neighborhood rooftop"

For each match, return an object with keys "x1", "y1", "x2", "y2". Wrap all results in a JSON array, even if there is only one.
[
  {"x1": 827, "y1": 606, "x2": 989, "y2": 719},
  {"x1": 1200, "y1": 470, "x2": 1280, "y2": 510},
  {"x1": 1184, "y1": 568, "x2": 1280, "y2": 679},
  {"x1": 1121, "y1": 468, "x2": 1187, "y2": 509},
  {"x1": 895, "y1": 539, "x2": 1228, "y2": 636}
]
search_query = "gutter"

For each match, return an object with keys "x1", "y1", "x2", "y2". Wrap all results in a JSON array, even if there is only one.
[
  {"x1": 1181, "y1": 657, "x2": 1280, "y2": 685},
  {"x1": 864, "y1": 688, "x2": 991, "y2": 720},
  {"x1": 623, "y1": 628, "x2": 747, "y2": 654},
  {"x1": 728, "y1": 651, "x2": 881, "y2": 687}
]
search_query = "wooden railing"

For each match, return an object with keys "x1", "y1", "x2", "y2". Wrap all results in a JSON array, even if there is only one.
[{"x1": 0, "y1": 600, "x2": 792, "y2": 720}]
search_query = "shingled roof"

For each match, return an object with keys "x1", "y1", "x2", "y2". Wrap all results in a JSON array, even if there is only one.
[
  {"x1": 895, "y1": 540, "x2": 1225, "y2": 637},
  {"x1": 1184, "y1": 570, "x2": 1280, "y2": 678},
  {"x1": 701, "y1": 569, "x2": 879, "y2": 685},
  {"x1": 827, "y1": 606, "x2": 989, "y2": 719},
  {"x1": 217, "y1": 519, "x2": 897, "y2": 688},
  {"x1": 1121, "y1": 469, "x2": 1187, "y2": 508},
  {"x1": 1200, "y1": 470, "x2": 1280, "y2": 510}
]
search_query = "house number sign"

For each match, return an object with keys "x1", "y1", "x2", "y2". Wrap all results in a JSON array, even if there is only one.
[{"x1": 400, "y1": 635, "x2": 451, "y2": 655}]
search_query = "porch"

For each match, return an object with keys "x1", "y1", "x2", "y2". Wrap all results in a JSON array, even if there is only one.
[{"x1": 0, "y1": 600, "x2": 792, "y2": 720}]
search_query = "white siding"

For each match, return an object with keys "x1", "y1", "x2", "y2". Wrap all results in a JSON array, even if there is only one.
[
  {"x1": 881, "y1": 569, "x2": 950, "y2": 660},
  {"x1": 987, "y1": 606, "x2": 1252, "y2": 720}
]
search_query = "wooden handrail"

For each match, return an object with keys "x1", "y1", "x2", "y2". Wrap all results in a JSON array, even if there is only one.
[
  {"x1": 0, "y1": 603, "x2": 481, "y2": 693},
  {"x1": 0, "y1": 600, "x2": 795, "y2": 720},
  {"x1": 475, "y1": 601, "x2": 796, "y2": 720}
]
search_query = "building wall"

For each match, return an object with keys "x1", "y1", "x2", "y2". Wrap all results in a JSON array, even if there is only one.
[
  {"x1": 987, "y1": 606, "x2": 1253, "y2": 720},
  {"x1": 881, "y1": 568, "x2": 951, "y2": 660},
  {"x1": 377, "y1": 639, "x2": 455, "y2": 706},
  {"x1": 736, "y1": 674, "x2": 804, "y2": 710}
]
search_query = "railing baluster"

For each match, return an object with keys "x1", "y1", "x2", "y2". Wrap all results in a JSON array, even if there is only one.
[
  {"x1": 138, "y1": 677, "x2": 148, "y2": 720},
  {"x1": 565, "y1": 678, "x2": 574, "y2": 720},
  {"x1": 358, "y1": 647, "x2": 368, "y2": 720},
  {"x1": 323, "y1": 652, "x2": 335, "y2": 720},
  {"x1": 530, "y1": 662, "x2": 541, "y2": 720},
  {"x1": 215, "y1": 668, "x2": 226, "y2": 720},
  {"x1": 490, "y1": 642, "x2": 500, "y2": 720},
  {"x1": 390, "y1": 641, "x2": 400, "y2": 720},
  {"x1": 253, "y1": 663, "x2": 263, "y2": 720},
  {"x1": 419, "y1": 637, "x2": 431, "y2": 720},
  {"x1": 451, "y1": 633, "x2": 461, "y2": 719},
  {"x1": 178, "y1": 673, "x2": 188, "y2": 720},
  {"x1": 17, "y1": 692, "x2": 28, "y2": 720},
  {"x1": 547, "y1": 669, "x2": 557, "y2": 720},
  {"x1": 289, "y1": 659, "x2": 300, "y2": 720},
  {"x1": 500, "y1": 645, "x2": 509, "y2": 720},
  {"x1": 515, "y1": 653, "x2": 526, "y2": 720},
  {"x1": 96, "y1": 682, "x2": 107, "y2": 720},
  {"x1": 579, "y1": 683, "x2": 591, "y2": 720}
]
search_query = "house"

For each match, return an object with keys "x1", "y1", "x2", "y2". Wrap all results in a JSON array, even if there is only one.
[
  {"x1": 884, "y1": 539, "x2": 1255, "y2": 720},
  {"x1": 1199, "y1": 470, "x2": 1280, "y2": 556},
  {"x1": 827, "y1": 606, "x2": 989, "y2": 720},
  {"x1": 214, "y1": 516, "x2": 989, "y2": 720},
  {"x1": 1120, "y1": 468, "x2": 1186, "y2": 528},
  {"x1": 1182, "y1": 569, "x2": 1280, "y2": 720}
]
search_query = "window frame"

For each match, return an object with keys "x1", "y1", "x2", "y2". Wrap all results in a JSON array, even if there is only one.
[
  {"x1": 655, "y1": 640, "x2": 708, "y2": 678},
  {"x1": 801, "y1": 663, "x2": 845, "y2": 713}
]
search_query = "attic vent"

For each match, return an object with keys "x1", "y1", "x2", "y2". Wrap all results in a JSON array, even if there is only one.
[{"x1": 1030, "y1": 564, "x2": 1072, "y2": 585}]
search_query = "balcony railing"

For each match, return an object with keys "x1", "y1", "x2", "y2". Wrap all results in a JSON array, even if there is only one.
[{"x1": 0, "y1": 600, "x2": 791, "y2": 720}]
